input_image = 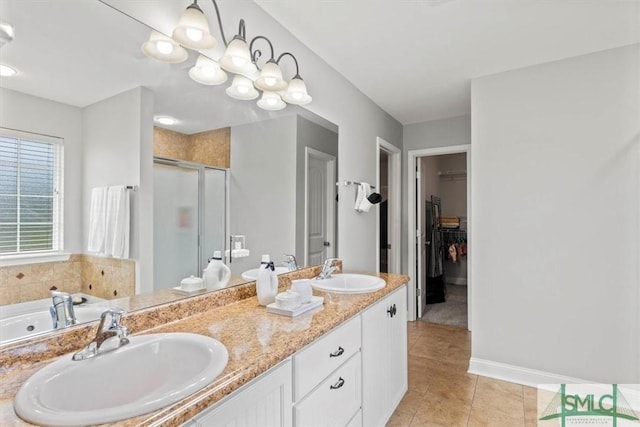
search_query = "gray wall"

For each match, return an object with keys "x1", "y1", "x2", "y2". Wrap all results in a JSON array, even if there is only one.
[
  {"x1": 231, "y1": 4, "x2": 404, "y2": 272},
  {"x1": 83, "y1": 87, "x2": 154, "y2": 292},
  {"x1": 0, "y1": 88, "x2": 84, "y2": 253},
  {"x1": 230, "y1": 115, "x2": 298, "y2": 275},
  {"x1": 471, "y1": 44, "x2": 639, "y2": 383}
]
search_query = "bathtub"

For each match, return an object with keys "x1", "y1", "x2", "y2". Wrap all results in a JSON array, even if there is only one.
[{"x1": 0, "y1": 294, "x2": 108, "y2": 343}]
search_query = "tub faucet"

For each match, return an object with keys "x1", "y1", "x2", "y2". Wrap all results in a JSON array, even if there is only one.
[
  {"x1": 283, "y1": 254, "x2": 298, "y2": 271},
  {"x1": 316, "y1": 258, "x2": 341, "y2": 280},
  {"x1": 72, "y1": 308, "x2": 129, "y2": 361},
  {"x1": 49, "y1": 291, "x2": 78, "y2": 329}
]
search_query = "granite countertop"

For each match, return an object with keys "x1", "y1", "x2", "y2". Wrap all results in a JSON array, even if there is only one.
[{"x1": 0, "y1": 271, "x2": 409, "y2": 427}]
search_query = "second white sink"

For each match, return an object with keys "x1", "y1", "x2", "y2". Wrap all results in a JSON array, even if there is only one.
[
  {"x1": 14, "y1": 332, "x2": 228, "y2": 426},
  {"x1": 311, "y1": 273, "x2": 386, "y2": 294}
]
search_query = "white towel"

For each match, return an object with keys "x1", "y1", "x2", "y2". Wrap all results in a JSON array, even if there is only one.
[
  {"x1": 354, "y1": 183, "x2": 366, "y2": 212},
  {"x1": 104, "y1": 186, "x2": 130, "y2": 258},
  {"x1": 87, "y1": 187, "x2": 107, "y2": 253},
  {"x1": 357, "y1": 183, "x2": 374, "y2": 213}
]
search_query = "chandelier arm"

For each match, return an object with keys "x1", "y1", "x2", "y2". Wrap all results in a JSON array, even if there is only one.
[
  {"x1": 276, "y1": 52, "x2": 300, "y2": 77},
  {"x1": 252, "y1": 49, "x2": 263, "y2": 64},
  {"x1": 249, "y1": 35, "x2": 275, "y2": 62},
  {"x1": 238, "y1": 19, "x2": 246, "y2": 40},
  {"x1": 208, "y1": 0, "x2": 228, "y2": 46}
]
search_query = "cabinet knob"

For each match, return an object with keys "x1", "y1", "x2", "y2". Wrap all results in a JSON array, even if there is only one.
[
  {"x1": 387, "y1": 304, "x2": 397, "y2": 318},
  {"x1": 329, "y1": 346, "x2": 344, "y2": 358},
  {"x1": 329, "y1": 377, "x2": 345, "y2": 390}
]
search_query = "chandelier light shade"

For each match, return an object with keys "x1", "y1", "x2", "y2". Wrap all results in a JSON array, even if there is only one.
[
  {"x1": 226, "y1": 75, "x2": 259, "y2": 100},
  {"x1": 142, "y1": 30, "x2": 188, "y2": 63},
  {"x1": 257, "y1": 91, "x2": 286, "y2": 111},
  {"x1": 254, "y1": 60, "x2": 287, "y2": 92},
  {"x1": 219, "y1": 37, "x2": 257, "y2": 75},
  {"x1": 189, "y1": 55, "x2": 228, "y2": 85},
  {"x1": 172, "y1": 2, "x2": 217, "y2": 50},
  {"x1": 141, "y1": 0, "x2": 311, "y2": 110},
  {"x1": 282, "y1": 75, "x2": 312, "y2": 105}
]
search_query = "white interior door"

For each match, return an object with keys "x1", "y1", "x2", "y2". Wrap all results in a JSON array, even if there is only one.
[
  {"x1": 306, "y1": 148, "x2": 336, "y2": 266},
  {"x1": 416, "y1": 159, "x2": 427, "y2": 318},
  {"x1": 376, "y1": 138, "x2": 401, "y2": 274}
]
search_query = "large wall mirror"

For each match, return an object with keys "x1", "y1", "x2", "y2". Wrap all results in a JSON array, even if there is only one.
[{"x1": 0, "y1": 0, "x2": 338, "y2": 344}]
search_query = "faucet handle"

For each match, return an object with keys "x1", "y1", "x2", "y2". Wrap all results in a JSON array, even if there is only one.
[
  {"x1": 323, "y1": 258, "x2": 341, "y2": 268},
  {"x1": 283, "y1": 254, "x2": 298, "y2": 271},
  {"x1": 99, "y1": 308, "x2": 128, "y2": 335}
]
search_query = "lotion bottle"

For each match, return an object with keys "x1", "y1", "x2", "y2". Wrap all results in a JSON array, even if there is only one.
[
  {"x1": 203, "y1": 251, "x2": 231, "y2": 290},
  {"x1": 256, "y1": 254, "x2": 278, "y2": 306}
]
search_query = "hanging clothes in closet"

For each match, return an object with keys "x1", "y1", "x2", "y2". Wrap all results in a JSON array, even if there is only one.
[{"x1": 441, "y1": 229, "x2": 467, "y2": 264}]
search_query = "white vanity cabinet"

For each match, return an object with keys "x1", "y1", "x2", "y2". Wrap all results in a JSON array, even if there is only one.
[
  {"x1": 362, "y1": 286, "x2": 408, "y2": 427},
  {"x1": 184, "y1": 359, "x2": 292, "y2": 427},
  {"x1": 293, "y1": 316, "x2": 362, "y2": 426},
  {"x1": 183, "y1": 284, "x2": 408, "y2": 427}
]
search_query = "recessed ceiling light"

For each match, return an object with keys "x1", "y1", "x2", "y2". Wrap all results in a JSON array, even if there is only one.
[
  {"x1": 0, "y1": 64, "x2": 17, "y2": 77},
  {"x1": 154, "y1": 116, "x2": 177, "y2": 126}
]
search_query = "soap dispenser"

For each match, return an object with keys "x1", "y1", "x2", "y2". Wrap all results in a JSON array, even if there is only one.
[
  {"x1": 203, "y1": 251, "x2": 231, "y2": 290},
  {"x1": 256, "y1": 254, "x2": 278, "y2": 306}
]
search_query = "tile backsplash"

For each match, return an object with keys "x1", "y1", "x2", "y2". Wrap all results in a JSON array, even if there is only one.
[{"x1": 0, "y1": 255, "x2": 135, "y2": 306}]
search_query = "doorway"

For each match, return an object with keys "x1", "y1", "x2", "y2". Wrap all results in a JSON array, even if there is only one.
[
  {"x1": 407, "y1": 145, "x2": 471, "y2": 329},
  {"x1": 377, "y1": 138, "x2": 401, "y2": 273},
  {"x1": 305, "y1": 147, "x2": 336, "y2": 266}
]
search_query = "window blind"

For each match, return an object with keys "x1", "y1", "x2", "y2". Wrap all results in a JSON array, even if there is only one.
[{"x1": 0, "y1": 128, "x2": 64, "y2": 254}]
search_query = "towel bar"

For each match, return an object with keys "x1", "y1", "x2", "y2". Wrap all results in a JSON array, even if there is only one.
[{"x1": 336, "y1": 180, "x2": 376, "y2": 189}]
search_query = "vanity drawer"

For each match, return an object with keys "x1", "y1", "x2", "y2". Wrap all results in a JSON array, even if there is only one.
[
  {"x1": 294, "y1": 352, "x2": 361, "y2": 427},
  {"x1": 293, "y1": 315, "x2": 361, "y2": 400}
]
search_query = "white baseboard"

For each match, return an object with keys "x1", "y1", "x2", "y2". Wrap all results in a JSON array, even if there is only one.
[
  {"x1": 447, "y1": 277, "x2": 467, "y2": 286},
  {"x1": 468, "y1": 358, "x2": 591, "y2": 388}
]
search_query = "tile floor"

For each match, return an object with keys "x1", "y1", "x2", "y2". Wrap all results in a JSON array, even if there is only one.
[{"x1": 387, "y1": 322, "x2": 538, "y2": 427}]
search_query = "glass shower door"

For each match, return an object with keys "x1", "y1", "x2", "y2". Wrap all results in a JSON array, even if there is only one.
[
  {"x1": 202, "y1": 167, "x2": 227, "y2": 269},
  {"x1": 153, "y1": 163, "x2": 200, "y2": 290}
]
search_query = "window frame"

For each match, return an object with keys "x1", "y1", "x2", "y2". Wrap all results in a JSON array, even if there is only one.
[{"x1": 0, "y1": 127, "x2": 65, "y2": 263}]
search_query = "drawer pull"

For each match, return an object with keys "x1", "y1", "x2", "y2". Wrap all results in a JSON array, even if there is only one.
[
  {"x1": 329, "y1": 346, "x2": 344, "y2": 358},
  {"x1": 330, "y1": 377, "x2": 345, "y2": 390}
]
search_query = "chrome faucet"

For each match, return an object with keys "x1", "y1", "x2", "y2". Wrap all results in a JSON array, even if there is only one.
[
  {"x1": 283, "y1": 254, "x2": 299, "y2": 271},
  {"x1": 316, "y1": 258, "x2": 341, "y2": 280},
  {"x1": 49, "y1": 291, "x2": 78, "y2": 329},
  {"x1": 72, "y1": 308, "x2": 129, "y2": 361}
]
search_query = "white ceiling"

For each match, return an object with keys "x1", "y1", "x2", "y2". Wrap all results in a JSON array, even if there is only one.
[
  {"x1": 254, "y1": 0, "x2": 640, "y2": 124},
  {"x1": 2, "y1": 1, "x2": 638, "y2": 129}
]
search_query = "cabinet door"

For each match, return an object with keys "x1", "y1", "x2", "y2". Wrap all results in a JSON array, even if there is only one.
[
  {"x1": 361, "y1": 285, "x2": 408, "y2": 427},
  {"x1": 190, "y1": 360, "x2": 292, "y2": 427},
  {"x1": 387, "y1": 285, "x2": 408, "y2": 414},
  {"x1": 362, "y1": 292, "x2": 391, "y2": 427}
]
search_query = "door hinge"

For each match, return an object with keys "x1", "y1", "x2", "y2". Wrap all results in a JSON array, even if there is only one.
[{"x1": 417, "y1": 288, "x2": 421, "y2": 297}]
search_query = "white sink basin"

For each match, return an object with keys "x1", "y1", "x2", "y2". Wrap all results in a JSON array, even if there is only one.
[
  {"x1": 0, "y1": 305, "x2": 106, "y2": 342},
  {"x1": 311, "y1": 273, "x2": 386, "y2": 294},
  {"x1": 241, "y1": 266, "x2": 290, "y2": 280},
  {"x1": 14, "y1": 332, "x2": 228, "y2": 426}
]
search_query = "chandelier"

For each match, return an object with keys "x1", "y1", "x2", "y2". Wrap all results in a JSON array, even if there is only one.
[{"x1": 141, "y1": 0, "x2": 311, "y2": 111}]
